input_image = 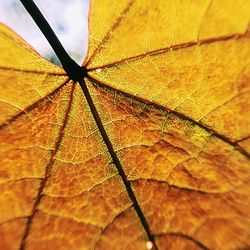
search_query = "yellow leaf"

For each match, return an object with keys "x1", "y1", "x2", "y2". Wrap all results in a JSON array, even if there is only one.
[{"x1": 0, "y1": 0, "x2": 250, "y2": 249}]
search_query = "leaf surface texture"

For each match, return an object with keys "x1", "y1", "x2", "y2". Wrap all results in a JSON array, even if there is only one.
[{"x1": 0, "y1": 1, "x2": 250, "y2": 249}]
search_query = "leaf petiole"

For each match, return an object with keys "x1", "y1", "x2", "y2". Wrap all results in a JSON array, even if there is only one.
[{"x1": 20, "y1": 0, "x2": 87, "y2": 81}]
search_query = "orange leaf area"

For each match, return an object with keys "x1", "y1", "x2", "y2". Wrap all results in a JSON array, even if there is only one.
[{"x1": 1, "y1": 0, "x2": 250, "y2": 249}]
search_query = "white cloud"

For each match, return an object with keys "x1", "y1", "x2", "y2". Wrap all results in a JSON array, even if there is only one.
[{"x1": 0, "y1": 0, "x2": 89, "y2": 65}]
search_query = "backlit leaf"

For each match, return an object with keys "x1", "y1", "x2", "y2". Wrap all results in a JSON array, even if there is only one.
[{"x1": 0, "y1": 1, "x2": 250, "y2": 249}]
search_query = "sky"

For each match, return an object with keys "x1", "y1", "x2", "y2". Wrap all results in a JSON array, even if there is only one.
[{"x1": 0, "y1": 0, "x2": 90, "y2": 65}]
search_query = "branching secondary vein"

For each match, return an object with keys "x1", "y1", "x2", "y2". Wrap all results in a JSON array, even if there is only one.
[{"x1": 19, "y1": 82, "x2": 75, "y2": 250}]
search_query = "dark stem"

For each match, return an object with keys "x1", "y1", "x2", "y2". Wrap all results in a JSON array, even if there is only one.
[
  {"x1": 19, "y1": 0, "x2": 158, "y2": 248},
  {"x1": 20, "y1": 0, "x2": 87, "y2": 81}
]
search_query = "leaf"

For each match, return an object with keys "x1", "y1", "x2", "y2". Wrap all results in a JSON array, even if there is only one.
[{"x1": 0, "y1": 1, "x2": 250, "y2": 250}]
